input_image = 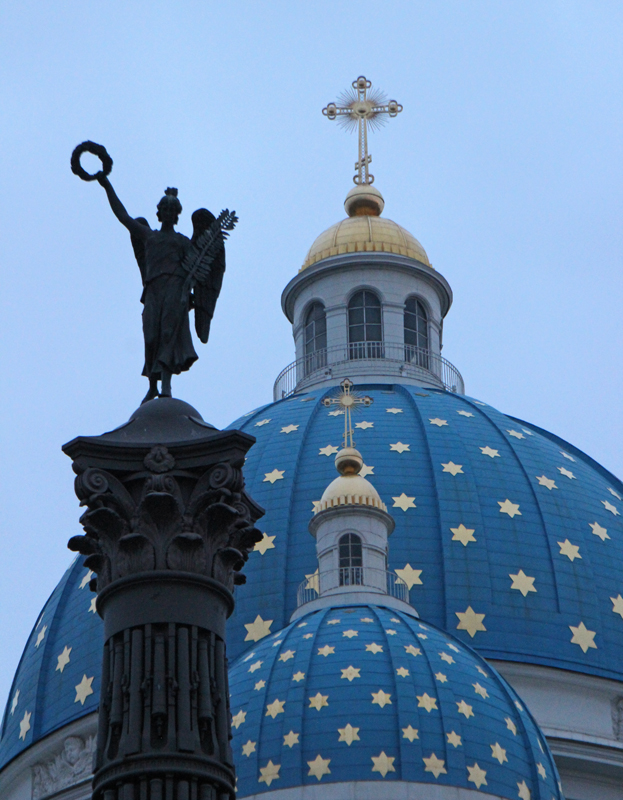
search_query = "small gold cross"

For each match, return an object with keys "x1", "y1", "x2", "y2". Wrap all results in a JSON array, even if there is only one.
[{"x1": 323, "y1": 379, "x2": 372, "y2": 448}]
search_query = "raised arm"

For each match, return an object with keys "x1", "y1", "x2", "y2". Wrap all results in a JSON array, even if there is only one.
[{"x1": 97, "y1": 175, "x2": 149, "y2": 239}]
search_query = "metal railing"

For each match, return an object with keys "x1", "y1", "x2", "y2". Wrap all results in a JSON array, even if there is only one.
[
  {"x1": 273, "y1": 342, "x2": 464, "y2": 400},
  {"x1": 296, "y1": 568, "x2": 409, "y2": 608}
]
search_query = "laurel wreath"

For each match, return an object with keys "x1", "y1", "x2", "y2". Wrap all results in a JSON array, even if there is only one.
[{"x1": 71, "y1": 141, "x2": 113, "y2": 182}]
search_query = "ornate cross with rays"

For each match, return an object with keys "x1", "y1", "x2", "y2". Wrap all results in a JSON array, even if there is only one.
[
  {"x1": 322, "y1": 75, "x2": 403, "y2": 186},
  {"x1": 323, "y1": 379, "x2": 373, "y2": 448}
]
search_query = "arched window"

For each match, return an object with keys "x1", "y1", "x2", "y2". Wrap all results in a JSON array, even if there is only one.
[
  {"x1": 348, "y1": 290, "x2": 382, "y2": 359},
  {"x1": 404, "y1": 297, "x2": 429, "y2": 367},
  {"x1": 304, "y1": 302, "x2": 327, "y2": 373},
  {"x1": 339, "y1": 533, "x2": 363, "y2": 586}
]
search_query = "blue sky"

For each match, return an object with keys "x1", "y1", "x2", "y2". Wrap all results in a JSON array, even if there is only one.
[{"x1": 0, "y1": 1, "x2": 621, "y2": 707}]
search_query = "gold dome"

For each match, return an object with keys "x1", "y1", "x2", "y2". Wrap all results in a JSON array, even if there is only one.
[
  {"x1": 314, "y1": 447, "x2": 387, "y2": 513},
  {"x1": 301, "y1": 186, "x2": 431, "y2": 271}
]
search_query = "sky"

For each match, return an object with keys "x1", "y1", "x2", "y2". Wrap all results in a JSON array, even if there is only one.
[{"x1": 0, "y1": 0, "x2": 621, "y2": 709}]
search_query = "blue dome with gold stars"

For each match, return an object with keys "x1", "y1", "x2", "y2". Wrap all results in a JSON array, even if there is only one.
[
  {"x1": 2, "y1": 381, "x2": 623, "y2": 771},
  {"x1": 229, "y1": 603, "x2": 563, "y2": 799},
  {"x1": 0, "y1": 556, "x2": 100, "y2": 770},
  {"x1": 226, "y1": 383, "x2": 623, "y2": 679}
]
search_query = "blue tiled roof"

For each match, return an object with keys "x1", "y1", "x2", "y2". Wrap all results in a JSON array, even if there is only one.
[
  {"x1": 226, "y1": 384, "x2": 623, "y2": 679},
  {"x1": 229, "y1": 604, "x2": 562, "y2": 799}
]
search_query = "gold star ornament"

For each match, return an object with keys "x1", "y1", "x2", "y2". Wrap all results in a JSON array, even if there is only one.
[
  {"x1": 389, "y1": 441, "x2": 410, "y2": 453},
  {"x1": 569, "y1": 621, "x2": 597, "y2": 652},
  {"x1": 263, "y1": 469, "x2": 285, "y2": 484},
  {"x1": 307, "y1": 755, "x2": 331, "y2": 780},
  {"x1": 456, "y1": 606, "x2": 486, "y2": 637},
  {"x1": 505, "y1": 717, "x2": 517, "y2": 735},
  {"x1": 558, "y1": 539, "x2": 581, "y2": 561},
  {"x1": 536, "y1": 475, "x2": 557, "y2": 490},
  {"x1": 319, "y1": 444, "x2": 339, "y2": 456},
  {"x1": 371, "y1": 689, "x2": 392, "y2": 708},
  {"x1": 56, "y1": 646, "x2": 72, "y2": 673},
  {"x1": 366, "y1": 642, "x2": 383, "y2": 654},
  {"x1": 490, "y1": 742, "x2": 507, "y2": 764},
  {"x1": 498, "y1": 499, "x2": 521, "y2": 517},
  {"x1": 241, "y1": 740, "x2": 256, "y2": 756},
  {"x1": 341, "y1": 666, "x2": 361, "y2": 681},
  {"x1": 280, "y1": 424, "x2": 299, "y2": 434},
  {"x1": 253, "y1": 533, "x2": 276, "y2": 555},
  {"x1": 18, "y1": 710, "x2": 31, "y2": 741},
  {"x1": 395, "y1": 563, "x2": 423, "y2": 589},
  {"x1": 79, "y1": 569, "x2": 93, "y2": 589},
  {"x1": 74, "y1": 675, "x2": 94, "y2": 705},
  {"x1": 371, "y1": 751, "x2": 396, "y2": 777},
  {"x1": 442, "y1": 461, "x2": 463, "y2": 476},
  {"x1": 429, "y1": 418, "x2": 448, "y2": 427},
  {"x1": 265, "y1": 698, "x2": 286, "y2": 718},
  {"x1": 278, "y1": 650, "x2": 295, "y2": 662},
  {"x1": 480, "y1": 446, "x2": 500, "y2": 458},
  {"x1": 510, "y1": 570, "x2": 537, "y2": 597},
  {"x1": 517, "y1": 780, "x2": 531, "y2": 800},
  {"x1": 423, "y1": 753, "x2": 446, "y2": 778},
  {"x1": 467, "y1": 763, "x2": 487, "y2": 789},
  {"x1": 244, "y1": 615, "x2": 273, "y2": 642},
  {"x1": 258, "y1": 761, "x2": 280, "y2": 787},
  {"x1": 402, "y1": 725, "x2": 419, "y2": 741},
  {"x1": 590, "y1": 522, "x2": 609, "y2": 541},
  {"x1": 611, "y1": 595, "x2": 623, "y2": 619},
  {"x1": 603, "y1": 500, "x2": 620, "y2": 516},
  {"x1": 309, "y1": 692, "x2": 329, "y2": 711},
  {"x1": 338, "y1": 723, "x2": 360, "y2": 745},
  {"x1": 457, "y1": 700, "x2": 474, "y2": 718},
  {"x1": 451, "y1": 524, "x2": 476, "y2": 546},
  {"x1": 447, "y1": 731, "x2": 462, "y2": 747},
  {"x1": 392, "y1": 493, "x2": 416, "y2": 511},
  {"x1": 417, "y1": 693, "x2": 437, "y2": 712},
  {"x1": 283, "y1": 731, "x2": 299, "y2": 748}
]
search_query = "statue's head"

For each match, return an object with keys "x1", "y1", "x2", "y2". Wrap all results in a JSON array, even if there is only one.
[
  {"x1": 63, "y1": 736, "x2": 84, "y2": 765},
  {"x1": 157, "y1": 187, "x2": 182, "y2": 224}
]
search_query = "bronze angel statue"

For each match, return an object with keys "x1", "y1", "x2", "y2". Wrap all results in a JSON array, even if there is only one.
[{"x1": 71, "y1": 141, "x2": 237, "y2": 404}]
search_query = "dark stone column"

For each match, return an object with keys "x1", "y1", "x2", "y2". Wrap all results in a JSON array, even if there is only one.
[{"x1": 63, "y1": 399, "x2": 263, "y2": 800}]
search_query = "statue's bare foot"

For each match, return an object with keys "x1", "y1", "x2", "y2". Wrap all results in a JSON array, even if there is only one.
[{"x1": 159, "y1": 387, "x2": 172, "y2": 398}]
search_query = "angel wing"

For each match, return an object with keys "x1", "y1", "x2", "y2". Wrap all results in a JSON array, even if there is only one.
[
  {"x1": 129, "y1": 216, "x2": 151, "y2": 285},
  {"x1": 185, "y1": 208, "x2": 236, "y2": 343}
]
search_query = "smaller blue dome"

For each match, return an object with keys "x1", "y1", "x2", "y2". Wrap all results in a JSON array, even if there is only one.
[{"x1": 229, "y1": 604, "x2": 562, "y2": 799}]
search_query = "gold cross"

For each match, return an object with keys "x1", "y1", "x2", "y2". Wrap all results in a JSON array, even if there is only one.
[
  {"x1": 323, "y1": 379, "x2": 373, "y2": 448},
  {"x1": 322, "y1": 76, "x2": 403, "y2": 186}
]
